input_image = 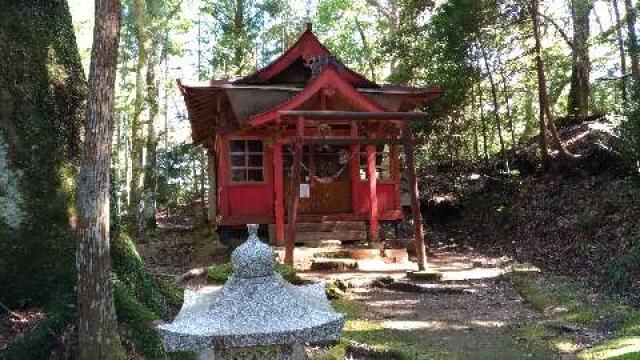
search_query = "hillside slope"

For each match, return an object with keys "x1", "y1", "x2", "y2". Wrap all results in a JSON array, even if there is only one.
[{"x1": 428, "y1": 121, "x2": 640, "y2": 301}]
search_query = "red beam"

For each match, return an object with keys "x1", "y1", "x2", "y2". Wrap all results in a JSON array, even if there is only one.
[{"x1": 279, "y1": 110, "x2": 429, "y2": 121}]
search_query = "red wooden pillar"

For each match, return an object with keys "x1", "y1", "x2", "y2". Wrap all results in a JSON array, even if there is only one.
[
  {"x1": 366, "y1": 144, "x2": 379, "y2": 243},
  {"x1": 403, "y1": 124, "x2": 427, "y2": 270},
  {"x1": 273, "y1": 141, "x2": 285, "y2": 246},
  {"x1": 285, "y1": 117, "x2": 304, "y2": 265}
]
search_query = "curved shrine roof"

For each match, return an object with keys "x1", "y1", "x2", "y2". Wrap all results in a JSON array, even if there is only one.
[{"x1": 177, "y1": 24, "x2": 443, "y2": 145}]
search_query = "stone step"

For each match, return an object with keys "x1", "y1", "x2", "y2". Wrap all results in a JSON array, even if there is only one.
[
  {"x1": 311, "y1": 248, "x2": 351, "y2": 258},
  {"x1": 310, "y1": 258, "x2": 358, "y2": 271},
  {"x1": 297, "y1": 239, "x2": 343, "y2": 248},
  {"x1": 294, "y1": 230, "x2": 367, "y2": 244}
]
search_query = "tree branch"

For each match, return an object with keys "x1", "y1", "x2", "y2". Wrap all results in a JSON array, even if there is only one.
[
  {"x1": 539, "y1": 12, "x2": 574, "y2": 49},
  {"x1": 0, "y1": 301, "x2": 25, "y2": 321}
]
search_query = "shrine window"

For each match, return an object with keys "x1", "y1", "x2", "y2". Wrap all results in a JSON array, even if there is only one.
[
  {"x1": 359, "y1": 145, "x2": 392, "y2": 181},
  {"x1": 229, "y1": 139, "x2": 264, "y2": 182}
]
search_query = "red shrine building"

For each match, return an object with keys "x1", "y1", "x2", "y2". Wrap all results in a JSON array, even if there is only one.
[{"x1": 178, "y1": 24, "x2": 442, "y2": 262}]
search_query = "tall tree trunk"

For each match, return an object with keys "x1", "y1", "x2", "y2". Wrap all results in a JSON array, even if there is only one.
[
  {"x1": 128, "y1": 0, "x2": 150, "y2": 233},
  {"x1": 531, "y1": 0, "x2": 574, "y2": 160},
  {"x1": 481, "y1": 48, "x2": 508, "y2": 171},
  {"x1": 613, "y1": 0, "x2": 629, "y2": 108},
  {"x1": 568, "y1": 0, "x2": 593, "y2": 118},
  {"x1": 479, "y1": 82, "x2": 490, "y2": 168},
  {"x1": 76, "y1": 0, "x2": 125, "y2": 358},
  {"x1": 472, "y1": 86, "x2": 480, "y2": 161},
  {"x1": 501, "y1": 71, "x2": 517, "y2": 151},
  {"x1": 141, "y1": 3, "x2": 161, "y2": 230},
  {"x1": 531, "y1": 0, "x2": 550, "y2": 168},
  {"x1": 625, "y1": 0, "x2": 640, "y2": 78},
  {"x1": 232, "y1": 0, "x2": 248, "y2": 76}
]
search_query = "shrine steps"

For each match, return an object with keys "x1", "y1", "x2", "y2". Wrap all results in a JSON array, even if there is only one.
[{"x1": 268, "y1": 221, "x2": 367, "y2": 247}]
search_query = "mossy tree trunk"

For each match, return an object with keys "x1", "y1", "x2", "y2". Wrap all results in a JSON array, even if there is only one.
[
  {"x1": 75, "y1": 0, "x2": 125, "y2": 358},
  {"x1": 0, "y1": 0, "x2": 84, "y2": 305}
]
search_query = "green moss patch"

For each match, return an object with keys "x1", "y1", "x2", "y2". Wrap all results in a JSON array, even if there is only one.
[
  {"x1": 406, "y1": 270, "x2": 443, "y2": 282},
  {"x1": 112, "y1": 232, "x2": 194, "y2": 359},
  {"x1": 311, "y1": 299, "x2": 451, "y2": 360},
  {"x1": 505, "y1": 272, "x2": 640, "y2": 359},
  {"x1": 206, "y1": 262, "x2": 302, "y2": 284}
]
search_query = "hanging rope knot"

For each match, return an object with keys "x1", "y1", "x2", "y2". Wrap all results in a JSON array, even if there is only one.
[{"x1": 288, "y1": 145, "x2": 356, "y2": 185}]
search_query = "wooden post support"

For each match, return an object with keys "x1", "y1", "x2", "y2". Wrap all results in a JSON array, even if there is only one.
[
  {"x1": 350, "y1": 123, "x2": 359, "y2": 213},
  {"x1": 285, "y1": 117, "x2": 304, "y2": 265},
  {"x1": 218, "y1": 135, "x2": 229, "y2": 217},
  {"x1": 391, "y1": 145, "x2": 401, "y2": 210},
  {"x1": 206, "y1": 147, "x2": 218, "y2": 226},
  {"x1": 403, "y1": 124, "x2": 427, "y2": 270},
  {"x1": 366, "y1": 144, "x2": 379, "y2": 244},
  {"x1": 273, "y1": 141, "x2": 285, "y2": 246}
]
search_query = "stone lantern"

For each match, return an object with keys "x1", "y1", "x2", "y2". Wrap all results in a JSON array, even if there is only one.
[{"x1": 157, "y1": 224, "x2": 344, "y2": 359}]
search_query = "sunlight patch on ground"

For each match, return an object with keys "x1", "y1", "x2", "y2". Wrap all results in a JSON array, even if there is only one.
[
  {"x1": 357, "y1": 259, "x2": 417, "y2": 272},
  {"x1": 381, "y1": 320, "x2": 456, "y2": 331},
  {"x1": 469, "y1": 320, "x2": 506, "y2": 328},
  {"x1": 441, "y1": 267, "x2": 505, "y2": 281},
  {"x1": 578, "y1": 337, "x2": 640, "y2": 359},
  {"x1": 380, "y1": 319, "x2": 507, "y2": 331},
  {"x1": 554, "y1": 340, "x2": 581, "y2": 354}
]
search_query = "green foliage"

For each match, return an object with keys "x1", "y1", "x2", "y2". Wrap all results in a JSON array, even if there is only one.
[
  {"x1": 206, "y1": 262, "x2": 302, "y2": 284},
  {"x1": 155, "y1": 144, "x2": 207, "y2": 213},
  {"x1": 0, "y1": 294, "x2": 75, "y2": 360},
  {"x1": 314, "y1": 0, "x2": 382, "y2": 82},
  {"x1": 608, "y1": 236, "x2": 640, "y2": 292},
  {"x1": 572, "y1": 209, "x2": 601, "y2": 232},
  {"x1": 602, "y1": 178, "x2": 640, "y2": 209},
  {"x1": 325, "y1": 279, "x2": 348, "y2": 299},
  {"x1": 200, "y1": 0, "x2": 293, "y2": 77}
]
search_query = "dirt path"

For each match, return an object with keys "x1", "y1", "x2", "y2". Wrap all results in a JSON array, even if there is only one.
[
  {"x1": 349, "y1": 279, "x2": 554, "y2": 359},
  {"x1": 300, "y1": 250, "x2": 566, "y2": 359}
]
